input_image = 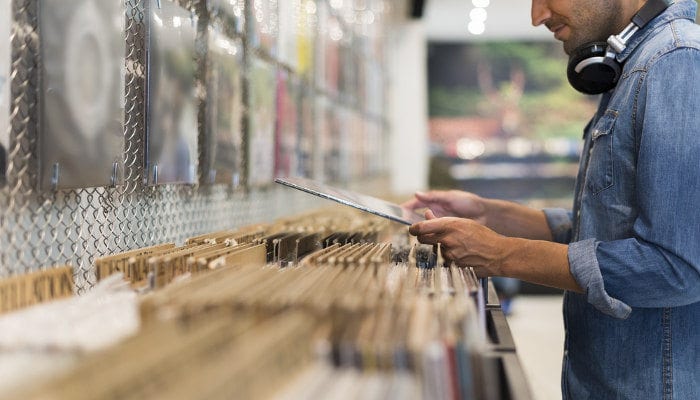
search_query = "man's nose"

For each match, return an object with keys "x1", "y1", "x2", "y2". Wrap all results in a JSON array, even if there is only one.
[{"x1": 531, "y1": 0, "x2": 551, "y2": 27}]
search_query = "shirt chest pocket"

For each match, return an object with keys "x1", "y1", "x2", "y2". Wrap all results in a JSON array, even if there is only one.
[{"x1": 586, "y1": 110, "x2": 617, "y2": 195}]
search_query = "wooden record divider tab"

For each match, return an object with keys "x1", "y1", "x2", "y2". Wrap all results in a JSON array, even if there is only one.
[
  {"x1": 94, "y1": 243, "x2": 176, "y2": 281},
  {"x1": 186, "y1": 242, "x2": 255, "y2": 273},
  {"x1": 147, "y1": 243, "x2": 226, "y2": 289},
  {"x1": 0, "y1": 266, "x2": 74, "y2": 314}
]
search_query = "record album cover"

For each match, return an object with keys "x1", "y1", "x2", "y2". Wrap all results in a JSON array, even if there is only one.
[
  {"x1": 146, "y1": 0, "x2": 198, "y2": 185},
  {"x1": 0, "y1": 0, "x2": 10, "y2": 184},
  {"x1": 297, "y1": 84, "x2": 314, "y2": 179},
  {"x1": 38, "y1": 0, "x2": 126, "y2": 190},
  {"x1": 207, "y1": 0, "x2": 245, "y2": 34},
  {"x1": 277, "y1": 0, "x2": 298, "y2": 70},
  {"x1": 248, "y1": 0, "x2": 278, "y2": 55},
  {"x1": 247, "y1": 58, "x2": 276, "y2": 187},
  {"x1": 273, "y1": 70, "x2": 299, "y2": 179},
  {"x1": 204, "y1": 28, "x2": 243, "y2": 185}
]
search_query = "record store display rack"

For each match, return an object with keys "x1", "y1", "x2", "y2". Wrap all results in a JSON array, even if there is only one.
[
  {"x1": 0, "y1": 0, "x2": 531, "y2": 398},
  {"x1": 0, "y1": 0, "x2": 391, "y2": 290},
  {"x1": 0, "y1": 208, "x2": 531, "y2": 399}
]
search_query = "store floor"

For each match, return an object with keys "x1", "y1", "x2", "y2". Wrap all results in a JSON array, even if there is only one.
[{"x1": 506, "y1": 295, "x2": 565, "y2": 400}]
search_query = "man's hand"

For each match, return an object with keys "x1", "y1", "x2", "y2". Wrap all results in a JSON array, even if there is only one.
[
  {"x1": 408, "y1": 210, "x2": 510, "y2": 277},
  {"x1": 404, "y1": 190, "x2": 555, "y2": 241},
  {"x1": 402, "y1": 190, "x2": 488, "y2": 224},
  {"x1": 408, "y1": 210, "x2": 582, "y2": 292}
]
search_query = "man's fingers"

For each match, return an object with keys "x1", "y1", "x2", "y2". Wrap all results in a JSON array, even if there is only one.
[
  {"x1": 425, "y1": 209, "x2": 437, "y2": 220},
  {"x1": 409, "y1": 218, "x2": 446, "y2": 236},
  {"x1": 415, "y1": 233, "x2": 438, "y2": 245}
]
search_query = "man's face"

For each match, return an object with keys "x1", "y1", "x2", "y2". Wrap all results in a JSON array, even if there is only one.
[{"x1": 532, "y1": 0, "x2": 626, "y2": 54}]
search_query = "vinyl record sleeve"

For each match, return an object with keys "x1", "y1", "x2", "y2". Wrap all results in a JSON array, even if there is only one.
[
  {"x1": 275, "y1": 176, "x2": 424, "y2": 226},
  {"x1": 146, "y1": 0, "x2": 198, "y2": 185},
  {"x1": 248, "y1": 0, "x2": 278, "y2": 55},
  {"x1": 335, "y1": 106, "x2": 351, "y2": 183},
  {"x1": 0, "y1": 0, "x2": 10, "y2": 184},
  {"x1": 323, "y1": 13, "x2": 341, "y2": 95},
  {"x1": 296, "y1": 84, "x2": 314, "y2": 179},
  {"x1": 38, "y1": 0, "x2": 126, "y2": 190},
  {"x1": 204, "y1": 28, "x2": 243, "y2": 185},
  {"x1": 273, "y1": 70, "x2": 299, "y2": 179},
  {"x1": 207, "y1": 0, "x2": 245, "y2": 34},
  {"x1": 296, "y1": 1, "x2": 314, "y2": 78},
  {"x1": 319, "y1": 98, "x2": 341, "y2": 183},
  {"x1": 247, "y1": 57, "x2": 276, "y2": 187},
  {"x1": 277, "y1": 0, "x2": 298, "y2": 70}
]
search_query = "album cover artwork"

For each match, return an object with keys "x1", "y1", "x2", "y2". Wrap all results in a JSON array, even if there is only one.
[
  {"x1": 204, "y1": 28, "x2": 244, "y2": 185},
  {"x1": 277, "y1": 0, "x2": 298, "y2": 70},
  {"x1": 315, "y1": 96, "x2": 341, "y2": 183},
  {"x1": 247, "y1": 57, "x2": 276, "y2": 187},
  {"x1": 38, "y1": 0, "x2": 126, "y2": 190},
  {"x1": 248, "y1": 0, "x2": 278, "y2": 55},
  {"x1": 273, "y1": 70, "x2": 299, "y2": 179},
  {"x1": 0, "y1": 0, "x2": 10, "y2": 184},
  {"x1": 365, "y1": 119, "x2": 383, "y2": 176},
  {"x1": 295, "y1": 0, "x2": 315, "y2": 78},
  {"x1": 145, "y1": 0, "x2": 198, "y2": 185},
  {"x1": 296, "y1": 84, "x2": 314, "y2": 179},
  {"x1": 334, "y1": 106, "x2": 351, "y2": 183},
  {"x1": 323, "y1": 16, "x2": 340, "y2": 95},
  {"x1": 314, "y1": 1, "x2": 339, "y2": 95},
  {"x1": 207, "y1": 0, "x2": 245, "y2": 34}
]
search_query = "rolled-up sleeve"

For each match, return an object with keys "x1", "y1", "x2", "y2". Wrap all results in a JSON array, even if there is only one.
[
  {"x1": 542, "y1": 208, "x2": 573, "y2": 244},
  {"x1": 568, "y1": 239, "x2": 632, "y2": 319}
]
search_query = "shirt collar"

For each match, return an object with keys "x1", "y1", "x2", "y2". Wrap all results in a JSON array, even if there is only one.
[{"x1": 616, "y1": 0, "x2": 698, "y2": 63}]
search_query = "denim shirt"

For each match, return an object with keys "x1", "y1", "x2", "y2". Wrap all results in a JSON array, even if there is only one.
[{"x1": 542, "y1": 1, "x2": 700, "y2": 398}]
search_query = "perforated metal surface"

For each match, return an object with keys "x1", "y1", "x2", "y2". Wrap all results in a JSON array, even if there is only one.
[{"x1": 0, "y1": 0, "x2": 363, "y2": 293}]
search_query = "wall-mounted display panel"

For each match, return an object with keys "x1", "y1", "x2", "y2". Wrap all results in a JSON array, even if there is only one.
[
  {"x1": 207, "y1": 0, "x2": 245, "y2": 35},
  {"x1": 0, "y1": 0, "x2": 10, "y2": 185},
  {"x1": 146, "y1": 0, "x2": 198, "y2": 185},
  {"x1": 38, "y1": 0, "x2": 126, "y2": 190},
  {"x1": 204, "y1": 28, "x2": 244, "y2": 185},
  {"x1": 247, "y1": 57, "x2": 276, "y2": 187}
]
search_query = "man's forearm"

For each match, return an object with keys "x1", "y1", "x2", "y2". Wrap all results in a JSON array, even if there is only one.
[
  {"x1": 483, "y1": 199, "x2": 554, "y2": 241},
  {"x1": 498, "y1": 237, "x2": 583, "y2": 293}
]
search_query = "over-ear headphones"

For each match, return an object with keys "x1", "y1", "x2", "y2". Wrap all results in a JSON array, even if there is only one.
[{"x1": 567, "y1": 0, "x2": 674, "y2": 95}]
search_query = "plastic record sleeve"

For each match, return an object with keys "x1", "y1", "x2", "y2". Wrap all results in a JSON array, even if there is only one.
[
  {"x1": 0, "y1": 0, "x2": 10, "y2": 185},
  {"x1": 146, "y1": 0, "x2": 198, "y2": 185},
  {"x1": 38, "y1": 0, "x2": 126, "y2": 190},
  {"x1": 247, "y1": 57, "x2": 277, "y2": 187},
  {"x1": 204, "y1": 28, "x2": 244, "y2": 186}
]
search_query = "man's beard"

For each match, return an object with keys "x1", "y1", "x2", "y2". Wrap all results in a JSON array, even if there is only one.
[{"x1": 562, "y1": 1, "x2": 624, "y2": 55}]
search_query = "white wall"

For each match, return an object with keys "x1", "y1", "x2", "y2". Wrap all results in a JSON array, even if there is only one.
[{"x1": 388, "y1": 20, "x2": 429, "y2": 196}]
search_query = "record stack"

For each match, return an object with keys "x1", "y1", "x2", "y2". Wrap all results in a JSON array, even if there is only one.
[{"x1": 3, "y1": 207, "x2": 523, "y2": 400}]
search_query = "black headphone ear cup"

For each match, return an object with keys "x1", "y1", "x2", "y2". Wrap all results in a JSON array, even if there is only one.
[{"x1": 567, "y1": 42, "x2": 622, "y2": 95}]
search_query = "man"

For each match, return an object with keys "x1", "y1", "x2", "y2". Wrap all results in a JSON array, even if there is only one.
[{"x1": 405, "y1": 0, "x2": 700, "y2": 398}]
